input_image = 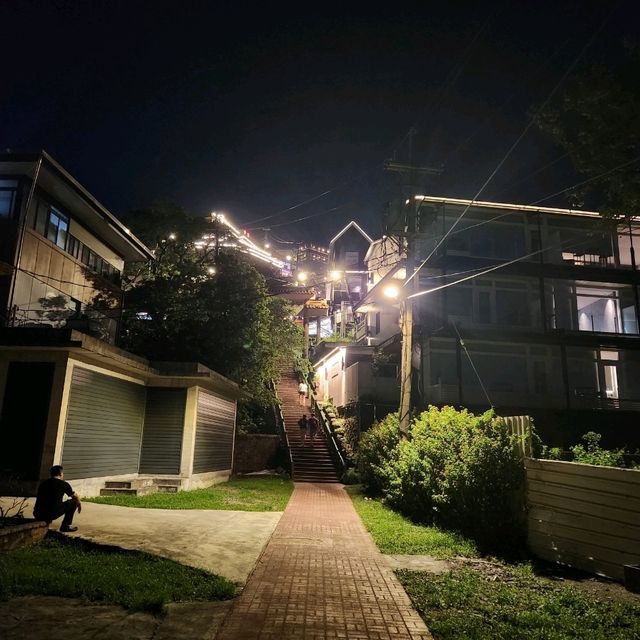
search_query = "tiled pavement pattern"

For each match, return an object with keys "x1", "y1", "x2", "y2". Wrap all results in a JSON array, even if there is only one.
[{"x1": 215, "y1": 483, "x2": 432, "y2": 640}]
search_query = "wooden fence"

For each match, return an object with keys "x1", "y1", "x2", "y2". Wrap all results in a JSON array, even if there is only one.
[
  {"x1": 525, "y1": 458, "x2": 640, "y2": 580},
  {"x1": 502, "y1": 415, "x2": 533, "y2": 457}
]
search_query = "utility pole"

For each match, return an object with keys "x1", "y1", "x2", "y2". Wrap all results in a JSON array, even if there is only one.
[{"x1": 384, "y1": 128, "x2": 442, "y2": 437}]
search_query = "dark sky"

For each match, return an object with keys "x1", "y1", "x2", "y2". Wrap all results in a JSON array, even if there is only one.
[{"x1": 1, "y1": 1, "x2": 636, "y2": 247}]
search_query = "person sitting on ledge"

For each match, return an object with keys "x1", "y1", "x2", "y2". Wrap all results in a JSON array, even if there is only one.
[{"x1": 33, "y1": 464, "x2": 81, "y2": 532}]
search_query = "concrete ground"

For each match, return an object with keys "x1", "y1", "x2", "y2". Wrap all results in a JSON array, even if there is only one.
[
  {"x1": 3, "y1": 488, "x2": 436, "y2": 639},
  {"x1": 3, "y1": 497, "x2": 282, "y2": 584}
]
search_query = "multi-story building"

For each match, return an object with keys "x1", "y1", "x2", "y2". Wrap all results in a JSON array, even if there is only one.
[
  {"x1": 355, "y1": 195, "x2": 640, "y2": 447},
  {"x1": 0, "y1": 152, "x2": 240, "y2": 492},
  {"x1": 0, "y1": 151, "x2": 153, "y2": 343},
  {"x1": 295, "y1": 243, "x2": 329, "y2": 279}
]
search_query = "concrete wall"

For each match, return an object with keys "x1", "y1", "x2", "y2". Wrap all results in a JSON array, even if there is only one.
[
  {"x1": 233, "y1": 434, "x2": 280, "y2": 474},
  {"x1": 525, "y1": 458, "x2": 640, "y2": 580}
]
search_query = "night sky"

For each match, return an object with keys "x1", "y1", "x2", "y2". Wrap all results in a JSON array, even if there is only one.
[{"x1": 2, "y1": 1, "x2": 636, "y2": 246}]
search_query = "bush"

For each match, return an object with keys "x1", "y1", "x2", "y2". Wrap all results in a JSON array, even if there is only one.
[
  {"x1": 333, "y1": 416, "x2": 360, "y2": 464},
  {"x1": 358, "y1": 412, "x2": 401, "y2": 495},
  {"x1": 570, "y1": 431, "x2": 625, "y2": 467},
  {"x1": 359, "y1": 406, "x2": 526, "y2": 554},
  {"x1": 341, "y1": 468, "x2": 361, "y2": 485}
]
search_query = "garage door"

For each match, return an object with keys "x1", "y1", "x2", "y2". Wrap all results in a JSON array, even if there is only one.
[
  {"x1": 193, "y1": 389, "x2": 236, "y2": 473},
  {"x1": 61, "y1": 367, "x2": 146, "y2": 479}
]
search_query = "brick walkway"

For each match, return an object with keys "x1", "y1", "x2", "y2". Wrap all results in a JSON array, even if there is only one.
[{"x1": 215, "y1": 483, "x2": 432, "y2": 640}]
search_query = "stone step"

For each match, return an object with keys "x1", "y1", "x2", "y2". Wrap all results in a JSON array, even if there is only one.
[
  {"x1": 156, "y1": 485, "x2": 179, "y2": 493},
  {"x1": 104, "y1": 481, "x2": 132, "y2": 489},
  {"x1": 100, "y1": 488, "x2": 138, "y2": 496},
  {"x1": 152, "y1": 478, "x2": 182, "y2": 486}
]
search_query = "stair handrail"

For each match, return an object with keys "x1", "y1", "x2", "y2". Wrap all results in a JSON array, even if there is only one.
[
  {"x1": 311, "y1": 395, "x2": 346, "y2": 477},
  {"x1": 270, "y1": 379, "x2": 293, "y2": 477}
]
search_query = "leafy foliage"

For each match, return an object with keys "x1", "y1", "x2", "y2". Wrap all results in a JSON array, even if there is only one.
[
  {"x1": 570, "y1": 431, "x2": 626, "y2": 467},
  {"x1": 359, "y1": 406, "x2": 526, "y2": 553},
  {"x1": 535, "y1": 49, "x2": 640, "y2": 218},
  {"x1": 119, "y1": 203, "x2": 302, "y2": 431},
  {"x1": 357, "y1": 412, "x2": 401, "y2": 495}
]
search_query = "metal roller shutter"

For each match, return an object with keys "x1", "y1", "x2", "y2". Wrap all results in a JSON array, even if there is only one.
[
  {"x1": 193, "y1": 389, "x2": 235, "y2": 473},
  {"x1": 61, "y1": 367, "x2": 146, "y2": 479},
  {"x1": 139, "y1": 388, "x2": 186, "y2": 474}
]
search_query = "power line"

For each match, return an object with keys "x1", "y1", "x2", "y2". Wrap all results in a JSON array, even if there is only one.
[
  {"x1": 405, "y1": 5, "x2": 617, "y2": 287},
  {"x1": 530, "y1": 154, "x2": 640, "y2": 207},
  {"x1": 453, "y1": 323, "x2": 493, "y2": 407},
  {"x1": 407, "y1": 233, "x2": 603, "y2": 301}
]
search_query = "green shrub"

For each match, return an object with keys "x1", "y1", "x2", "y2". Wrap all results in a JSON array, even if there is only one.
[
  {"x1": 360, "y1": 406, "x2": 526, "y2": 554},
  {"x1": 358, "y1": 412, "x2": 401, "y2": 495},
  {"x1": 341, "y1": 468, "x2": 361, "y2": 485},
  {"x1": 333, "y1": 416, "x2": 360, "y2": 463},
  {"x1": 541, "y1": 445, "x2": 564, "y2": 460},
  {"x1": 570, "y1": 431, "x2": 625, "y2": 467}
]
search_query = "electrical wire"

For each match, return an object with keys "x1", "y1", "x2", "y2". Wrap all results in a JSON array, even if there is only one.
[
  {"x1": 530, "y1": 154, "x2": 640, "y2": 206},
  {"x1": 405, "y1": 4, "x2": 618, "y2": 287},
  {"x1": 453, "y1": 323, "x2": 493, "y2": 407},
  {"x1": 407, "y1": 233, "x2": 603, "y2": 301}
]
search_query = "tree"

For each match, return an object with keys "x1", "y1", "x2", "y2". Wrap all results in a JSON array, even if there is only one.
[
  {"x1": 120, "y1": 203, "x2": 302, "y2": 431},
  {"x1": 535, "y1": 48, "x2": 640, "y2": 219}
]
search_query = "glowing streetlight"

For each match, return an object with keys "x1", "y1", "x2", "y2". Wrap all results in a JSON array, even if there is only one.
[
  {"x1": 297, "y1": 271, "x2": 308, "y2": 282},
  {"x1": 207, "y1": 267, "x2": 216, "y2": 275},
  {"x1": 168, "y1": 233, "x2": 176, "y2": 240},
  {"x1": 265, "y1": 243, "x2": 270, "y2": 249},
  {"x1": 383, "y1": 284, "x2": 400, "y2": 299},
  {"x1": 286, "y1": 255, "x2": 292, "y2": 261},
  {"x1": 330, "y1": 270, "x2": 342, "y2": 281}
]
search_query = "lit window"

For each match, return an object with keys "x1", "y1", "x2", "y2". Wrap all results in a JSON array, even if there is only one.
[{"x1": 46, "y1": 207, "x2": 69, "y2": 249}]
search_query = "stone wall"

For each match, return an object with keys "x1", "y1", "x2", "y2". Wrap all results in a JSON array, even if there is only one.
[
  {"x1": 0, "y1": 520, "x2": 48, "y2": 552},
  {"x1": 233, "y1": 434, "x2": 281, "y2": 474}
]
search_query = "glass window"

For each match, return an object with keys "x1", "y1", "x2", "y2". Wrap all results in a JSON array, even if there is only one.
[
  {"x1": 67, "y1": 235, "x2": 81, "y2": 259},
  {"x1": 45, "y1": 207, "x2": 69, "y2": 249},
  {"x1": 0, "y1": 179, "x2": 18, "y2": 218},
  {"x1": 448, "y1": 287, "x2": 473, "y2": 317},
  {"x1": 477, "y1": 291, "x2": 491, "y2": 323},
  {"x1": 496, "y1": 289, "x2": 530, "y2": 326}
]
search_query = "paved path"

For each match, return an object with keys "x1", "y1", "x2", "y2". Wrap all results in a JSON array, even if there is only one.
[
  {"x1": 215, "y1": 483, "x2": 432, "y2": 639},
  {"x1": 2, "y1": 498, "x2": 281, "y2": 584}
]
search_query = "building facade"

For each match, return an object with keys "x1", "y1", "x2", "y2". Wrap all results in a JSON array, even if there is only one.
[
  {"x1": 0, "y1": 153, "x2": 241, "y2": 492},
  {"x1": 356, "y1": 196, "x2": 640, "y2": 447},
  {"x1": 0, "y1": 151, "x2": 152, "y2": 343}
]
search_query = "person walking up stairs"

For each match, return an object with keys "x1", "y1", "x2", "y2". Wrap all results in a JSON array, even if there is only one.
[{"x1": 276, "y1": 365, "x2": 340, "y2": 483}]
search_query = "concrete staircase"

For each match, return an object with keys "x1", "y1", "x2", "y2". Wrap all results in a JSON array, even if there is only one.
[
  {"x1": 100, "y1": 477, "x2": 182, "y2": 497},
  {"x1": 277, "y1": 367, "x2": 340, "y2": 483}
]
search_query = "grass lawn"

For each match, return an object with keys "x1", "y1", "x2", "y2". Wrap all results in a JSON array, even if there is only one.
[
  {"x1": 345, "y1": 485, "x2": 477, "y2": 558},
  {"x1": 347, "y1": 487, "x2": 640, "y2": 639},
  {"x1": 398, "y1": 566, "x2": 640, "y2": 640},
  {"x1": 0, "y1": 535, "x2": 235, "y2": 613},
  {"x1": 86, "y1": 476, "x2": 293, "y2": 511}
]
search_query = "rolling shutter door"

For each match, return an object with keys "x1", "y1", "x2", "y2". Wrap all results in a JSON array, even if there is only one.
[
  {"x1": 61, "y1": 367, "x2": 146, "y2": 479},
  {"x1": 193, "y1": 389, "x2": 236, "y2": 473},
  {"x1": 139, "y1": 388, "x2": 186, "y2": 474}
]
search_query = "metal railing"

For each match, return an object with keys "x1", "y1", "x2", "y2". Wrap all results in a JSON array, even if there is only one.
[{"x1": 270, "y1": 379, "x2": 293, "y2": 476}]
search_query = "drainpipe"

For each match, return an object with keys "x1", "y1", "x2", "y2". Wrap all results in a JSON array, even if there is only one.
[
  {"x1": 628, "y1": 220, "x2": 640, "y2": 333},
  {"x1": 7, "y1": 156, "x2": 43, "y2": 325}
]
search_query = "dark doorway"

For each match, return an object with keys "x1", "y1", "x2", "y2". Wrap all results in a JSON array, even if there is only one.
[{"x1": 0, "y1": 361, "x2": 55, "y2": 479}]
